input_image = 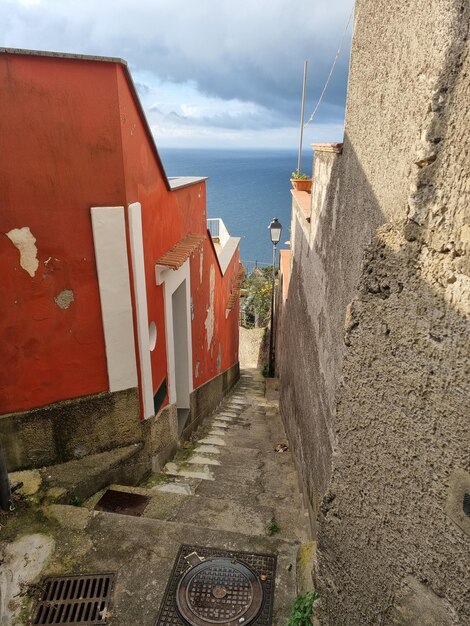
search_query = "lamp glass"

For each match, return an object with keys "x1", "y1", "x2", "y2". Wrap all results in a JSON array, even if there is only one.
[{"x1": 269, "y1": 218, "x2": 282, "y2": 245}]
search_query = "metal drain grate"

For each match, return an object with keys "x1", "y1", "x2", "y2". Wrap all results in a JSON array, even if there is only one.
[
  {"x1": 31, "y1": 573, "x2": 115, "y2": 625},
  {"x1": 156, "y1": 545, "x2": 276, "y2": 626}
]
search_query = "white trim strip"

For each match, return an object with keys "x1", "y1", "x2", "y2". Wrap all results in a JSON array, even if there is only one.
[
  {"x1": 217, "y1": 236, "x2": 240, "y2": 274},
  {"x1": 91, "y1": 206, "x2": 138, "y2": 392},
  {"x1": 128, "y1": 202, "x2": 154, "y2": 419},
  {"x1": 161, "y1": 260, "x2": 193, "y2": 405}
]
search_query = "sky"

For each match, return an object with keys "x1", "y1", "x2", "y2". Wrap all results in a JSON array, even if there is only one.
[{"x1": 1, "y1": 0, "x2": 355, "y2": 150}]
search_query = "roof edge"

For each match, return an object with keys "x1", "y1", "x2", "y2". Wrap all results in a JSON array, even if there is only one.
[
  {"x1": 0, "y1": 47, "x2": 128, "y2": 66},
  {"x1": 168, "y1": 176, "x2": 208, "y2": 191}
]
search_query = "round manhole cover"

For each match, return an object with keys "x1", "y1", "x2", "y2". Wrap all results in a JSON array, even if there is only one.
[{"x1": 176, "y1": 557, "x2": 263, "y2": 626}]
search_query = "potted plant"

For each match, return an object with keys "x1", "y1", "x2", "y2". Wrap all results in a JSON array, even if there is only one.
[{"x1": 290, "y1": 170, "x2": 312, "y2": 192}]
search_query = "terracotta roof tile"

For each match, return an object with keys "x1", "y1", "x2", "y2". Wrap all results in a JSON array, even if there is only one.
[{"x1": 156, "y1": 233, "x2": 205, "y2": 270}]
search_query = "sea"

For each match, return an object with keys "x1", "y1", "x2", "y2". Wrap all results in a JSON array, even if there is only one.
[{"x1": 159, "y1": 148, "x2": 311, "y2": 270}]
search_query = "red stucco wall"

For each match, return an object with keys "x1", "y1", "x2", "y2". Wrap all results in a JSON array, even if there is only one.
[
  {"x1": 190, "y1": 238, "x2": 240, "y2": 387},
  {"x1": 0, "y1": 54, "x2": 124, "y2": 413},
  {"x1": 1, "y1": 52, "x2": 240, "y2": 417},
  {"x1": 115, "y1": 67, "x2": 171, "y2": 407}
]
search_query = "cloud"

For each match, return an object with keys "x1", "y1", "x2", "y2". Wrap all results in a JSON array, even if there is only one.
[{"x1": 1, "y1": 0, "x2": 354, "y2": 146}]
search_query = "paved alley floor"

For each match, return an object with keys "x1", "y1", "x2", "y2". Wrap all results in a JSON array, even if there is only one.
[{"x1": 1, "y1": 370, "x2": 311, "y2": 625}]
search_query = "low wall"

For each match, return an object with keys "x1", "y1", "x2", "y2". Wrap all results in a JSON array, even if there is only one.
[
  {"x1": 1, "y1": 362, "x2": 240, "y2": 474},
  {"x1": 187, "y1": 361, "x2": 240, "y2": 436},
  {"x1": 1, "y1": 388, "x2": 141, "y2": 471}
]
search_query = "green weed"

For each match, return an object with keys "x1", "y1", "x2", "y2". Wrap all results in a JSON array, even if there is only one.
[
  {"x1": 286, "y1": 591, "x2": 319, "y2": 626},
  {"x1": 266, "y1": 518, "x2": 281, "y2": 535},
  {"x1": 68, "y1": 495, "x2": 84, "y2": 507}
]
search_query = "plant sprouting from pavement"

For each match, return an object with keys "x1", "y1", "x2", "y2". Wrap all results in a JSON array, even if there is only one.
[
  {"x1": 266, "y1": 518, "x2": 281, "y2": 535},
  {"x1": 286, "y1": 591, "x2": 319, "y2": 626}
]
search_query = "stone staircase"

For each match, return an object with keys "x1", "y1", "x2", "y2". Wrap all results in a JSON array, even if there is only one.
[
  {"x1": 6, "y1": 371, "x2": 313, "y2": 626},
  {"x1": 79, "y1": 370, "x2": 312, "y2": 624},
  {"x1": 86, "y1": 371, "x2": 308, "y2": 545}
]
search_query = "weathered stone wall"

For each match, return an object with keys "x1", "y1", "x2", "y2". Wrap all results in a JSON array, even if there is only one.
[
  {"x1": 279, "y1": 0, "x2": 470, "y2": 622},
  {"x1": 1, "y1": 388, "x2": 142, "y2": 470},
  {"x1": 188, "y1": 362, "x2": 239, "y2": 431},
  {"x1": 2, "y1": 362, "x2": 240, "y2": 474}
]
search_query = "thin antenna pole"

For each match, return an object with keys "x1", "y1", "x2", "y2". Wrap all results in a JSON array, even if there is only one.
[{"x1": 297, "y1": 60, "x2": 308, "y2": 173}]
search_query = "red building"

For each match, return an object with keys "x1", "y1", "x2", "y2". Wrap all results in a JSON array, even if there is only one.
[{"x1": 0, "y1": 48, "x2": 242, "y2": 472}]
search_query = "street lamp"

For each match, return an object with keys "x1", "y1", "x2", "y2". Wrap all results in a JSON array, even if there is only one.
[
  {"x1": 268, "y1": 218, "x2": 282, "y2": 377},
  {"x1": 269, "y1": 218, "x2": 282, "y2": 246}
]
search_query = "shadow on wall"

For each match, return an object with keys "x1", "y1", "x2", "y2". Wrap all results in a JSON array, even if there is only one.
[
  {"x1": 279, "y1": 129, "x2": 385, "y2": 526},
  {"x1": 279, "y1": 5, "x2": 470, "y2": 623},
  {"x1": 257, "y1": 327, "x2": 270, "y2": 371}
]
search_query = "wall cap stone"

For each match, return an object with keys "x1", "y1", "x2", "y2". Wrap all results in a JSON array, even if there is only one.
[
  {"x1": 311, "y1": 142, "x2": 343, "y2": 154},
  {"x1": 291, "y1": 190, "x2": 311, "y2": 223}
]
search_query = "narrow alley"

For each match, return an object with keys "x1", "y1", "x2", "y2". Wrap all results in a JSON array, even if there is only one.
[{"x1": 1, "y1": 370, "x2": 312, "y2": 626}]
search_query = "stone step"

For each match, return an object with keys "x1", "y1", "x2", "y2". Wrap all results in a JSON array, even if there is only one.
[
  {"x1": 163, "y1": 462, "x2": 215, "y2": 481},
  {"x1": 211, "y1": 420, "x2": 230, "y2": 429},
  {"x1": 198, "y1": 436, "x2": 226, "y2": 447},
  {"x1": 212, "y1": 415, "x2": 234, "y2": 422},
  {"x1": 186, "y1": 455, "x2": 220, "y2": 466},
  {"x1": 193, "y1": 444, "x2": 221, "y2": 454},
  {"x1": 206, "y1": 428, "x2": 228, "y2": 438},
  {"x1": 83, "y1": 483, "x2": 189, "y2": 521},
  {"x1": 169, "y1": 494, "x2": 274, "y2": 537},
  {"x1": 156, "y1": 482, "x2": 192, "y2": 496},
  {"x1": 81, "y1": 482, "x2": 305, "y2": 542},
  {"x1": 39, "y1": 443, "x2": 146, "y2": 504}
]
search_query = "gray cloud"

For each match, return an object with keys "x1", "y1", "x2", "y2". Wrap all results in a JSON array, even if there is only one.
[
  {"x1": 1, "y1": 0, "x2": 354, "y2": 131},
  {"x1": 154, "y1": 108, "x2": 283, "y2": 131}
]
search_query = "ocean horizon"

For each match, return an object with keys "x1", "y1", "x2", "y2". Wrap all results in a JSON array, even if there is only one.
[{"x1": 159, "y1": 147, "x2": 312, "y2": 268}]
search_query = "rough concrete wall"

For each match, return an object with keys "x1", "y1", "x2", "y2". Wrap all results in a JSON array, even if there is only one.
[
  {"x1": 315, "y1": 2, "x2": 470, "y2": 622},
  {"x1": 148, "y1": 402, "x2": 178, "y2": 472},
  {"x1": 280, "y1": 134, "x2": 388, "y2": 523},
  {"x1": 279, "y1": 0, "x2": 470, "y2": 623}
]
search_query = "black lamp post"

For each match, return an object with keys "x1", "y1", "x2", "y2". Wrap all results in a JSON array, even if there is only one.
[{"x1": 268, "y1": 218, "x2": 282, "y2": 377}]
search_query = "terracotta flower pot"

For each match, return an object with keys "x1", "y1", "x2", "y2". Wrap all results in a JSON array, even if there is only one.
[{"x1": 290, "y1": 178, "x2": 312, "y2": 192}]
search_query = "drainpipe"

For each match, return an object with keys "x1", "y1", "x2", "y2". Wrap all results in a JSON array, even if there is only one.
[{"x1": 0, "y1": 443, "x2": 13, "y2": 512}]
